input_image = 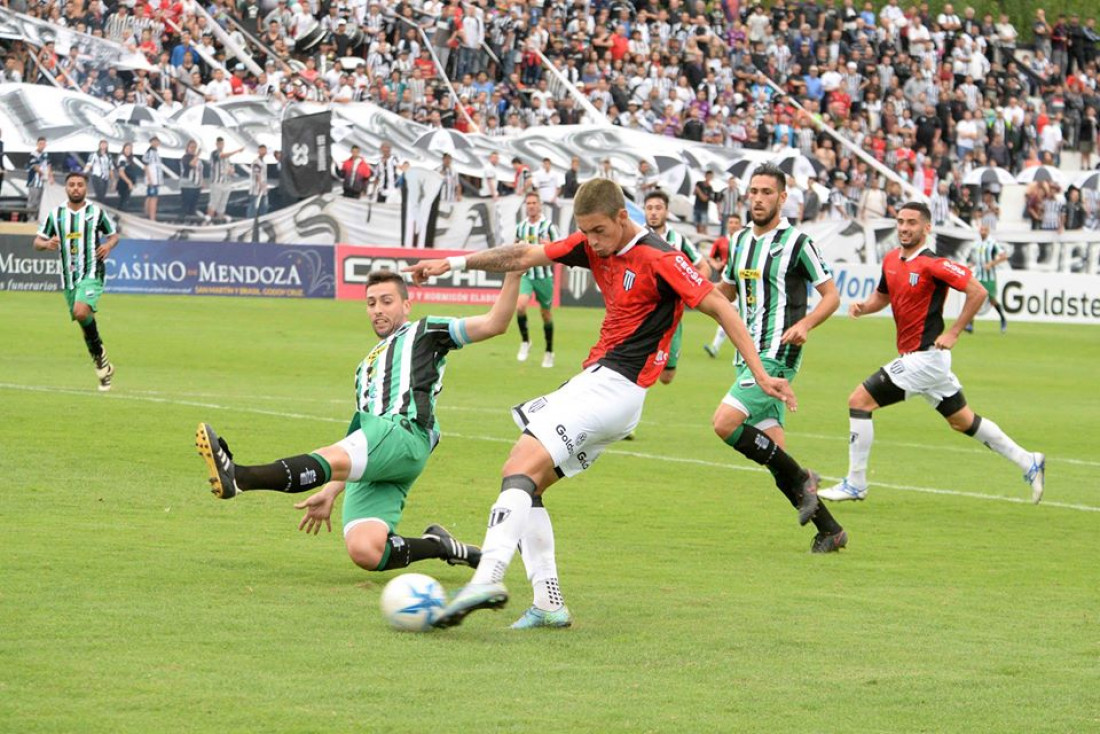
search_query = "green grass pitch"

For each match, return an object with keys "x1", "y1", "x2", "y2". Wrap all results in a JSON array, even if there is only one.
[{"x1": 1, "y1": 291, "x2": 1098, "y2": 732}]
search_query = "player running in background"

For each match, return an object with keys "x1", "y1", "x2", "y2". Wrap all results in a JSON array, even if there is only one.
[
  {"x1": 712, "y1": 165, "x2": 847, "y2": 552},
  {"x1": 966, "y1": 223, "x2": 1009, "y2": 333},
  {"x1": 404, "y1": 179, "x2": 796, "y2": 629},
  {"x1": 196, "y1": 270, "x2": 523, "y2": 576},
  {"x1": 514, "y1": 191, "x2": 559, "y2": 368},
  {"x1": 643, "y1": 189, "x2": 710, "y2": 385},
  {"x1": 33, "y1": 171, "x2": 119, "y2": 391},
  {"x1": 704, "y1": 213, "x2": 742, "y2": 358},
  {"x1": 819, "y1": 202, "x2": 1045, "y2": 504}
]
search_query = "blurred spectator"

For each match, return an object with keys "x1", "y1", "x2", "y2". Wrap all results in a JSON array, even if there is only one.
[
  {"x1": 143, "y1": 136, "x2": 162, "y2": 222},
  {"x1": 248, "y1": 144, "x2": 270, "y2": 219},
  {"x1": 26, "y1": 136, "x2": 50, "y2": 216},
  {"x1": 84, "y1": 139, "x2": 112, "y2": 202},
  {"x1": 439, "y1": 152, "x2": 460, "y2": 202},
  {"x1": 561, "y1": 156, "x2": 580, "y2": 200},
  {"x1": 115, "y1": 142, "x2": 136, "y2": 213},
  {"x1": 692, "y1": 170, "x2": 715, "y2": 234},
  {"x1": 338, "y1": 145, "x2": 372, "y2": 199},
  {"x1": 179, "y1": 139, "x2": 204, "y2": 220}
]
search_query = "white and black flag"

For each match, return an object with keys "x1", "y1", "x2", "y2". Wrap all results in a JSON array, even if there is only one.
[{"x1": 280, "y1": 110, "x2": 332, "y2": 199}]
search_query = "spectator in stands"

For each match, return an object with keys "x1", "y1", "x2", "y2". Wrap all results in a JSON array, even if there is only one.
[
  {"x1": 26, "y1": 136, "x2": 50, "y2": 217},
  {"x1": 179, "y1": 139, "x2": 204, "y2": 221},
  {"x1": 247, "y1": 144, "x2": 270, "y2": 219},
  {"x1": 561, "y1": 156, "x2": 580, "y2": 200},
  {"x1": 692, "y1": 169, "x2": 716, "y2": 234},
  {"x1": 84, "y1": 139, "x2": 112, "y2": 202},
  {"x1": 142, "y1": 136, "x2": 162, "y2": 222},
  {"x1": 338, "y1": 145, "x2": 371, "y2": 199},
  {"x1": 439, "y1": 152, "x2": 460, "y2": 202}
]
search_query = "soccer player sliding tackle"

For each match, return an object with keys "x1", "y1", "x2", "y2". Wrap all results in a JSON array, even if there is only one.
[
  {"x1": 196, "y1": 270, "x2": 523, "y2": 575},
  {"x1": 404, "y1": 179, "x2": 798, "y2": 630},
  {"x1": 819, "y1": 202, "x2": 1045, "y2": 505}
]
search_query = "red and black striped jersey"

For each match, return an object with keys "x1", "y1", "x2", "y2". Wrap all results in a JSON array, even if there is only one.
[
  {"x1": 877, "y1": 247, "x2": 972, "y2": 354},
  {"x1": 546, "y1": 229, "x2": 714, "y2": 387}
]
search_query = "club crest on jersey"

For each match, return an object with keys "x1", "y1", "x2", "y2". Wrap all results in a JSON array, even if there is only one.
[
  {"x1": 623, "y1": 269, "x2": 637, "y2": 291},
  {"x1": 909, "y1": 272, "x2": 920, "y2": 286}
]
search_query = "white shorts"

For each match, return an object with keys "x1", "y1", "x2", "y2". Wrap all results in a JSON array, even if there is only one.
[
  {"x1": 883, "y1": 349, "x2": 963, "y2": 406},
  {"x1": 511, "y1": 365, "x2": 646, "y2": 478}
]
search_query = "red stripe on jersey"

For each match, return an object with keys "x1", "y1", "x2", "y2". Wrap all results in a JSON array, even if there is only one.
[
  {"x1": 545, "y1": 230, "x2": 714, "y2": 386},
  {"x1": 878, "y1": 248, "x2": 971, "y2": 354}
]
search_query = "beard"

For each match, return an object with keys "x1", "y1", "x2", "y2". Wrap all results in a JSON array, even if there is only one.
[
  {"x1": 750, "y1": 203, "x2": 779, "y2": 226},
  {"x1": 67, "y1": 192, "x2": 86, "y2": 205}
]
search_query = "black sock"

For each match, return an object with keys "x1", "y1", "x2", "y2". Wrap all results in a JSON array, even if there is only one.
[
  {"x1": 544, "y1": 321, "x2": 554, "y2": 352},
  {"x1": 810, "y1": 501, "x2": 843, "y2": 534},
  {"x1": 235, "y1": 453, "x2": 331, "y2": 493},
  {"x1": 517, "y1": 313, "x2": 529, "y2": 342},
  {"x1": 80, "y1": 318, "x2": 103, "y2": 359},
  {"x1": 994, "y1": 301, "x2": 1007, "y2": 326},
  {"x1": 378, "y1": 535, "x2": 445, "y2": 570},
  {"x1": 731, "y1": 425, "x2": 806, "y2": 492},
  {"x1": 767, "y1": 466, "x2": 802, "y2": 508}
]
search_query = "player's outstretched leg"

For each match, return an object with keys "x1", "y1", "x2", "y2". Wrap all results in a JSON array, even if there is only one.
[
  {"x1": 77, "y1": 312, "x2": 113, "y2": 391},
  {"x1": 957, "y1": 412, "x2": 1044, "y2": 504},
  {"x1": 718, "y1": 419, "x2": 820, "y2": 525},
  {"x1": 195, "y1": 422, "x2": 336, "y2": 499},
  {"x1": 704, "y1": 325, "x2": 726, "y2": 358},
  {"x1": 512, "y1": 502, "x2": 572, "y2": 629}
]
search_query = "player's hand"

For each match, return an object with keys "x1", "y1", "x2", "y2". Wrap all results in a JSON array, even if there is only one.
[
  {"x1": 780, "y1": 321, "x2": 810, "y2": 346},
  {"x1": 45, "y1": 236, "x2": 60, "y2": 250},
  {"x1": 759, "y1": 375, "x2": 798, "y2": 412},
  {"x1": 849, "y1": 301, "x2": 866, "y2": 318},
  {"x1": 294, "y1": 490, "x2": 335, "y2": 534},
  {"x1": 95, "y1": 243, "x2": 113, "y2": 259},
  {"x1": 403, "y1": 258, "x2": 450, "y2": 285},
  {"x1": 935, "y1": 331, "x2": 960, "y2": 350}
]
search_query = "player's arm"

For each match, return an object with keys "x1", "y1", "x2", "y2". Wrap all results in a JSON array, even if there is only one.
[
  {"x1": 403, "y1": 244, "x2": 554, "y2": 284},
  {"x1": 695, "y1": 288, "x2": 797, "y2": 411},
  {"x1": 33, "y1": 213, "x2": 59, "y2": 250},
  {"x1": 936, "y1": 276, "x2": 986, "y2": 350},
  {"x1": 850, "y1": 289, "x2": 889, "y2": 317},
  {"x1": 456, "y1": 271, "x2": 523, "y2": 344},
  {"x1": 781, "y1": 279, "x2": 839, "y2": 345}
]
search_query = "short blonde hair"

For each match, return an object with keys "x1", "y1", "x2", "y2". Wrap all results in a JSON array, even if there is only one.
[{"x1": 574, "y1": 178, "x2": 626, "y2": 220}]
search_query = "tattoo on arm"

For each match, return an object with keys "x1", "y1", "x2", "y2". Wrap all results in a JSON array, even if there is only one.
[{"x1": 466, "y1": 245, "x2": 533, "y2": 272}]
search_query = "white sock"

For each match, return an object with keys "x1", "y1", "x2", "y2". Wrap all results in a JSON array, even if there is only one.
[
  {"x1": 848, "y1": 413, "x2": 874, "y2": 488},
  {"x1": 710, "y1": 326, "x2": 726, "y2": 350},
  {"x1": 519, "y1": 507, "x2": 564, "y2": 611},
  {"x1": 470, "y1": 488, "x2": 532, "y2": 586},
  {"x1": 971, "y1": 416, "x2": 1032, "y2": 471}
]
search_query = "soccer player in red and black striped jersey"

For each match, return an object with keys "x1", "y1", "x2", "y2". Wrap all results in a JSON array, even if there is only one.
[
  {"x1": 405, "y1": 179, "x2": 797, "y2": 630},
  {"x1": 819, "y1": 202, "x2": 1045, "y2": 505}
]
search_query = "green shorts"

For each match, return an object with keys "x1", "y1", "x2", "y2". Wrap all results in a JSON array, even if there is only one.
[
  {"x1": 520, "y1": 274, "x2": 555, "y2": 310},
  {"x1": 980, "y1": 279, "x2": 997, "y2": 300},
  {"x1": 340, "y1": 413, "x2": 432, "y2": 533},
  {"x1": 666, "y1": 322, "x2": 684, "y2": 370},
  {"x1": 64, "y1": 276, "x2": 104, "y2": 319},
  {"x1": 721, "y1": 358, "x2": 796, "y2": 428}
]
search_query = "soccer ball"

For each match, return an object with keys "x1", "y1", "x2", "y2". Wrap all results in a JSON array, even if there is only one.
[{"x1": 380, "y1": 573, "x2": 447, "y2": 632}]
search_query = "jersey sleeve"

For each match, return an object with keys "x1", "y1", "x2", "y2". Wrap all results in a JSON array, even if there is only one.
[
  {"x1": 654, "y1": 250, "x2": 714, "y2": 308},
  {"x1": 424, "y1": 316, "x2": 466, "y2": 351},
  {"x1": 546, "y1": 222, "x2": 560, "y2": 241},
  {"x1": 931, "y1": 257, "x2": 972, "y2": 291},
  {"x1": 544, "y1": 231, "x2": 590, "y2": 269},
  {"x1": 37, "y1": 208, "x2": 57, "y2": 238},
  {"x1": 680, "y1": 237, "x2": 704, "y2": 266},
  {"x1": 877, "y1": 265, "x2": 889, "y2": 294},
  {"x1": 794, "y1": 236, "x2": 833, "y2": 286},
  {"x1": 96, "y1": 208, "x2": 117, "y2": 237}
]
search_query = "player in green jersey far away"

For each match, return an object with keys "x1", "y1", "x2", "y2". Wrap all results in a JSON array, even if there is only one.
[
  {"x1": 33, "y1": 171, "x2": 119, "y2": 391},
  {"x1": 644, "y1": 189, "x2": 710, "y2": 385},
  {"x1": 515, "y1": 191, "x2": 559, "y2": 367},
  {"x1": 966, "y1": 223, "x2": 1009, "y2": 333},
  {"x1": 196, "y1": 270, "x2": 522, "y2": 575},
  {"x1": 712, "y1": 164, "x2": 848, "y2": 552}
]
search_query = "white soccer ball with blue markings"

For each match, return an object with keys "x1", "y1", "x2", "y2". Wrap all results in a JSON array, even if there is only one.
[{"x1": 380, "y1": 573, "x2": 447, "y2": 631}]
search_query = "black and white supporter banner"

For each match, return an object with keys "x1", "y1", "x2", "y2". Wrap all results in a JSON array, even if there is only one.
[{"x1": 280, "y1": 111, "x2": 333, "y2": 199}]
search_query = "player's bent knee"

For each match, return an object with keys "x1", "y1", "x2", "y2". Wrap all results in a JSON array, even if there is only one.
[
  {"x1": 72, "y1": 303, "x2": 91, "y2": 321},
  {"x1": 345, "y1": 530, "x2": 387, "y2": 571},
  {"x1": 712, "y1": 405, "x2": 745, "y2": 441}
]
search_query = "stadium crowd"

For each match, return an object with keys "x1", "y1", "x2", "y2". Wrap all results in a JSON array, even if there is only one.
[{"x1": 3, "y1": 0, "x2": 1100, "y2": 230}]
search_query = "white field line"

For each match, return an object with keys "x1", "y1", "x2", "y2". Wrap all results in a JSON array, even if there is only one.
[
  {"x1": 3, "y1": 382, "x2": 1097, "y2": 513},
  {"x1": 119, "y1": 388, "x2": 1100, "y2": 468}
]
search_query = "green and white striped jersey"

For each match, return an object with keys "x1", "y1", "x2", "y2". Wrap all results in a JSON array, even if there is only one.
[
  {"x1": 970, "y1": 237, "x2": 1004, "y2": 281},
  {"x1": 722, "y1": 219, "x2": 832, "y2": 370},
  {"x1": 515, "y1": 217, "x2": 559, "y2": 279},
  {"x1": 37, "y1": 203, "x2": 117, "y2": 289},
  {"x1": 354, "y1": 316, "x2": 471, "y2": 444},
  {"x1": 654, "y1": 225, "x2": 703, "y2": 266}
]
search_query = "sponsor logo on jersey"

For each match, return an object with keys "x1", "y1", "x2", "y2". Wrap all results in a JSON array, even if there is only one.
[
  {"x1": 623, "y1": 269, "x2": 636, "y2": 291},
  {"x1": 674, "y1": 255, "x2": 704, "y2": 286},
  {"x1": 740, "y1": 268, "x2": 761, "y2": 280},
  {"x1": 942, "y1": 261, "x2": 968, "y2": 278},
  {"x1": 555, "y1": 424, "x2": 577, "y2": 455}
]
